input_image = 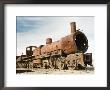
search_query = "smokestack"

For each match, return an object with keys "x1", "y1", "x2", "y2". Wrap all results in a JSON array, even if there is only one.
[{"x1": 70, "y1": 22, "x2": 76, "y2": 33}]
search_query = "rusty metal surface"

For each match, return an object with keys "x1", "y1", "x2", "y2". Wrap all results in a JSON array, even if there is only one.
[
  {"x1": 33, "y1": 47, "x2": 41, "y2": 56},
  {"x1": 33, "y1": 59, "x2": 41, "y2": 64},
  {"x1": 41, "y1": 40, "x2": 62, "y2": 54},
  {"x1": 46, "y1": 38, "x2": 52, "y2": 44},
  {"x1": 61, "y1": 34, "x2": 77, "y2": 54}
]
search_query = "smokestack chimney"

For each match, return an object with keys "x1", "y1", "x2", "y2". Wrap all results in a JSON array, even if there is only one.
[{"x1": 70, "y1": 22, "x2": 76, "y2": 33}]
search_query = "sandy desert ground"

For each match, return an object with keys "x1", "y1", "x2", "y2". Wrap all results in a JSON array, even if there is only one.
[{"x1": 16, "y1": 67, "x2": 94, "y2": 75}]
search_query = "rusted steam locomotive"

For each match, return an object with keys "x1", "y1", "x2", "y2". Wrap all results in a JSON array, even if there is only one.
[{"x1": 16, "y1": 22, "x2": 93, "y2": 70}]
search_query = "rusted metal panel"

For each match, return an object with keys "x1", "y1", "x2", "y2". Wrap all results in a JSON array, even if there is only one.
[
  {"x1": 33, "y1": 59, "x2": 41, "y2": 64},
  {"x1": 61, "y1": 34, "x2": 77, "y2": 54},
  {"x1": 33, "y1": 47, "x2": 41, "y2": 56},
  {"x1": 46, "y1": 38, "x2": 52, "y2": 44},
  {"x1": 41, "y1": 40, "x2": 62, "y2": 54}
]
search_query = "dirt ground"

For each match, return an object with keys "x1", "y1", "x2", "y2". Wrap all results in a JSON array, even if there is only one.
[{"x1": 16, "y1": 67, "x2": 94, "y2": 75}]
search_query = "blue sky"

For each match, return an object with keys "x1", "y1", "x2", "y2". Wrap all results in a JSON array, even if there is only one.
[{"x1": 16, "y1": 16, "x2": 94, "y2": 57}]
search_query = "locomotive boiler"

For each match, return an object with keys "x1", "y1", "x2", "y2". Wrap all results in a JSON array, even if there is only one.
[{"x1": 33, "y1": 22, "x2": 88, "y2": 57}]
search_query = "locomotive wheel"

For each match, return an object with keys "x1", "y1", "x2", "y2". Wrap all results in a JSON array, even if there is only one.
[
  {"x1": 29, "y1": 62, "x2": 33, "y2": 69},
  {"x1": 73, "y1": 60, "x2": 85, "y2": 70},
  {"x1": 18, "y1": 63, "x2": 23, "y2": 68},
  {"x1": 63, "y1": 63, "x2": 68, "y2": 70},
  {"x1": 16, "y1": 62, "x2": 19, "y2": 68},
  {"x1": 72, "y1": 60, "x2": 78, "y2": 70}
]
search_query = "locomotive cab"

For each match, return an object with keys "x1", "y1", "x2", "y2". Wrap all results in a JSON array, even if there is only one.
[{"x1": 26, "y1": 46, "x2": 37, "y2": 57}]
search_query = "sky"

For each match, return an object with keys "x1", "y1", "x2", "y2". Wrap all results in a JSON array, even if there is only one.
[{"x1": 16, "y1": 16, "x2": 94, "y2": 58}]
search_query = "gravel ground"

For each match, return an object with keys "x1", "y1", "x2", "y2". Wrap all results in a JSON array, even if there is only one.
[{"x1": 16, "y1": 67, "x2": 94, "y2": 75}]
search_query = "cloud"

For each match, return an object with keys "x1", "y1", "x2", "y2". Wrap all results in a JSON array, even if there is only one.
[{"x1": 16, "y1": 16, "x2": 49, "y2": 33}]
